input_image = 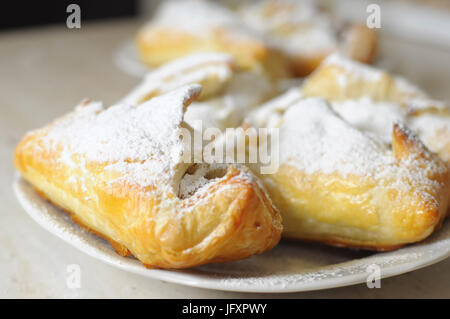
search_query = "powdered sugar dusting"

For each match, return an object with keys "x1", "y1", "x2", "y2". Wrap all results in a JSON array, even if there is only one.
[
  {"x1": 145, "y1": 0, "x2": 262, "y2": 42},
  {"x1": 410, "y1": 113, "x2": 450, "y2": 159},
  {"x1": 123, "y1": 53, "x2": 273, "y2": 132},
  {"x1": 172, "y1": 69, "x2": 274, "y2": 132},
  {"x1": 122, "y1": 53, "x2": 234, "y2": 106},
  {"x1": 331, "y1": 97, "x2": 406, "y2": 143},
  {"x1": 307, "y1": 53, "x2": 450, "y2": 163},
  {"x1": 145, "y1": 52, "x2": 234, "y2": 81},
  {"x1": 324, "y1": 53, "x2": 429, "y2": 100},
  {"x1": 178, "y1": 163, "x2": 228, "y2": 199},
  {"x1": 237, "y1": 0, "x2": 339, "y2": 56},
  {"x1": 279, "y1": 98, "x2": 392, "y2": 176},
  {"x1": 324, "y1": 53, "x2": 385, "y2": 82},
  {"x1": 247, "y1": 88, "x2": 303, "y2": 128},
  {"x1": 407, "y1": 97, "x2": 449, "y2": 113},
  {"x1": 46, "y1": 85, "x2": 201, "y2": 189},
  {"x1": 278, "y1": 98, "x2": 445, "y2": 200}
]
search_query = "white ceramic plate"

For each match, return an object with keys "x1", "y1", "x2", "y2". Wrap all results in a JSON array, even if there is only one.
[{"x1": 13, "y1": 175, "x2": 450, "y2": 293}]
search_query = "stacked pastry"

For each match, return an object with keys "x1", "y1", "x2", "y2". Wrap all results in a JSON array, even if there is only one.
[
  {"x1": 136, "y1": 0, "x2": 377, "y2": 78},
  {"x1": 14, "y1": 2, "x2": 450, "y2": 269},
  {"x1": 15, "y1": 52, "x2": 450, "y2": 267}
]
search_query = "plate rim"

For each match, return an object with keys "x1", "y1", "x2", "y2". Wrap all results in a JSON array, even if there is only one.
[{"x1": 13, "y1": 175, "x2": 450, "y2": 293}]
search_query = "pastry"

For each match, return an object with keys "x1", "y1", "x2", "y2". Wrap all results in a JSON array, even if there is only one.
[
  {"x1": 123, "y1": 52, "x2": 277, "y2": 132},
  {"x1": 302, "y1": 53, "x2": 450, "y2": 162},
  {"x1": 246, "y1": 87, "x2": 303, "y2": 129},
  {"x1": 136, "y1": 0, "x2": 377, "y2": 80},
  {"x1": 136, "y1": 0, "x2": 290, "y2": 80},
  {"x1": 14, "y1": 85, "x2": 282, "y2": 269},
  {"x1": 247, "y1": 96, "x2": 449, "y2": 250},
  {"x1": 235, "y1": 0, "x2": 377, "y2": 76}
]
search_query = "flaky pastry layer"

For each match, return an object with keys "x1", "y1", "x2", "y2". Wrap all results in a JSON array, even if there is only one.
[{"x1": 14, "y1": 86, "x2": 282, "y2": 268}]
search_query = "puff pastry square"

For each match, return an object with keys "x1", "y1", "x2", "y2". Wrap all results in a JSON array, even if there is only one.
[
  {"x1": 247, "y1": 94, "x2": 449, "y2": 250},
  {"x1": 14, "y1": 85, "x2": 282, "y2": 268}
]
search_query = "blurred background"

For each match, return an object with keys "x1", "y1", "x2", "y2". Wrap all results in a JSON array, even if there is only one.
[
  {"x1": 1, "y1": 0, "x2": 450, "y2": 32},
  {"x1": 0, "y1": 1, "x2": 139, "y2": 30},
  {"x1": 1, "y1": 0, "x2": 449, "y2": 102}
]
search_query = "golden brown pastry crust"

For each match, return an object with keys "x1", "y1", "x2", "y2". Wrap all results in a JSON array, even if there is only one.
[
  {"x1": 302, "y1": 57, "x2": 414, "y2": 103},
  {"x1": 286, "y1": 24, "x2": 377, "y2": 77},
  {"x1": 233, "y1": 0, "x2": 377, "y2": 76},
  {"x1": 14, "y1": 86, "x2": 282, "y2": 269},
  {"x1": 136, "y1": 27, "x2": 290, "y2": 80},
  {"x1": 136, "y1": 0, "x2": 376, "y2": 79},
  {"x1": 246, "y1": 93, "x2": 450, "y2": 250},
  {"x1": 135, "y1": 0, "x2": 291, "y2": 81},
  {"x1": 264, "y1": 127, "x2": 448, "y2": 250}
]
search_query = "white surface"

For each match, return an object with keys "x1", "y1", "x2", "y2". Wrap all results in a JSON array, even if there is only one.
[
  {"x1": 13, "y1": 176, "x2": 450, "y2": 293},
  {"x1": 2, "y1": 19, "x2": 450, "y2": 298},
  {"x1": 337, "y1": 0, "x2": 450, "y2": 49}
]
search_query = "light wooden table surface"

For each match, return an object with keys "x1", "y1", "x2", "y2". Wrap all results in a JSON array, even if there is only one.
[{"x1": 2, "y1": 19, "x2": 450, "y2": 298}]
